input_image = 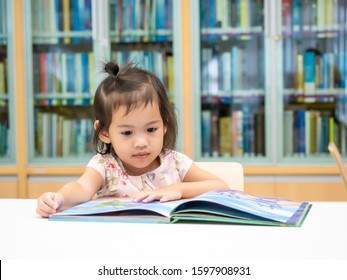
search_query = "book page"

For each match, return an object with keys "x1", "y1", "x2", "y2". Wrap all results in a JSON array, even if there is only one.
[
  {"x1": 182, "y1": 190, "x2": 308, "y2": 223},
  {"x1": 51, "y1": 198, "x2": 184, "y2": 218}
]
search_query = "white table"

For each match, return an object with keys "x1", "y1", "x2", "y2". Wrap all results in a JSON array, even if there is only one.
[{"x1": 1, "y1": 199, "x2": 346, "y2": 260}]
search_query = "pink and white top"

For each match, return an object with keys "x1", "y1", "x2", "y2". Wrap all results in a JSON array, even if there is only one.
[{"x1": 87, "y1": 149, "x2": 193, "y2": 198}]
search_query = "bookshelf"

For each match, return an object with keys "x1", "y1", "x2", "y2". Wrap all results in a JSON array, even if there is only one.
[
  {"x1": 192, "y1": 0, "x2": 267, "y2": 163},
  {"x1": 23, "y1": 0, "x2": 179, "y2": 165},
  {"x1": 0, "y1": 0, "x2": 14, "y2": 164},
  {"x1": 24, "y1": 0, "x2": 95, "y2": 164},
  {"x1": 187, "y1": 0, "x2": 347, "y2": 200},
  {"x1": 191, "y1": 0, "x2": 347, "y2": 165},
  {"x1": 0, "y1": 0, "x2": 18, "y2": 198},
  {"x1": 280, "y1": 0, "x2": 347, "y2": 163}
]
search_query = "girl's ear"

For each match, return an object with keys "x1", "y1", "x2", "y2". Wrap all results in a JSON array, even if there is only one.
[{"x1": 94, "y1": 120, "x2": 111, "y2": 144}]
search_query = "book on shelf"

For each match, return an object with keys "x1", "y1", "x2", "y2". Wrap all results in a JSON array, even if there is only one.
[
  {"x1": 201, "y1": 108, "x2": 264, "y2": 157},
  {"x1": 0, "y1": 121, "x2": 9, "y2": 157},
  {"x1": 0, "y1": 0, "x2": 7, "y2": 38},
  {"x1": 201, "y1": 110, "x2": 212, "y2": 157},
  {"x1": 287, "y1": 109, "x2": 341, "y2": 156},
  {"x1": 296, "y1": 54, "x2": 304, "y2": 91},
  {"x1": 200, "y1": 0, "x2": 263, "y2": 32},
  {"x1": 31, "y1": 0, "x2": 92, "y2": 44},
  {"x1": 254, "y1": 112, "x2": 265, "y2": 156},
  {"x1": 34, "y1": 110, "x2": 93, "y2": 158},
  {"x1": 304, "y1": 51, "x2": 315, "y2": 93},
  {"x1": 33, "y1": 51, "x2": 94, "y2": 106},
  {"x1": 219, "y1": 116, "x2": 233, "y2": 156},
  {"x1": 232, "y1": 110, "x2": 243, "y2": 156},
  {"x1": 49, "y1": 189, "x2": 312, "y2": 227},
  {"x1": 0, "y1": 61, "x2": 5, "y2": 94},
  {"x1": 110, "y1": 0, "x2": 172, "y2": 43},
  {"x1": 284, "y1": 110, "x2": 294, "y2": 156}
]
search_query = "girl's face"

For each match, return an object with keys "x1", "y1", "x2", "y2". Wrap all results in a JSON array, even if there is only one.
[{"x1": 97, "y1": 102, "x2": 166, "y2": 176}]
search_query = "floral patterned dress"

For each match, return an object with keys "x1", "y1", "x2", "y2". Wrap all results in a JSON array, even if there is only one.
[{"x1": 87, "y1": 149, "x2": 193, "y2": 198}]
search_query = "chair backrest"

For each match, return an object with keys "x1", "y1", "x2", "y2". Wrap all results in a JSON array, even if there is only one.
[
  {"x1": 328, "y1": 142, "x2": 347, "y2": 190},
  {"x1": 194, "y1": 161, "x2": 244, "y2": 191}
]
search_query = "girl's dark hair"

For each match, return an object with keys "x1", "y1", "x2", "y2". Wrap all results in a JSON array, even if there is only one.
[{"x1": 93, "y1": 61, "x2": 177, "y2": 154}]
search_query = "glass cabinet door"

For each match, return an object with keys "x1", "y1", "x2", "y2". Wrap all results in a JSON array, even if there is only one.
[
  {"x1": 0, "y1": 0, "x2": 14, "y2": 163},
  {"x1": 193, "y1": 0, "x2": 266, "y2": 162},
  {"x1": 24, "y1": 0, "x2": 94, "y2": 163},
  {"x1": 281, "y1": 0, "x2": 347, "y2": 162},
  {"x1": 109, "y1": 0, "x2": 176, "y2": 103},
  {"x1": 24, "y1": 0, "x2": 178, "y2": 164}
]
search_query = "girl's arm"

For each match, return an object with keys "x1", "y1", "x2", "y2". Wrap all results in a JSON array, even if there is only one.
[
  {"x1": 133, "y1": 163, "x2": 229, "y2": 203},
  {"x1": 36, "y1": 167, "x2": 104, "y2": 217}
]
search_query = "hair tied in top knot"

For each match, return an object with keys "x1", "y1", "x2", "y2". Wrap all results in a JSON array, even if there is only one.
[{"x1": 105, "y1": 62, "x2": 120, "y2": 78}]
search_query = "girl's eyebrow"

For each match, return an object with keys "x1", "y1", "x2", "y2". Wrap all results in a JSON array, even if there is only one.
[{"x1": 116, "y1": 120, "x2": 161, "y2": 128}]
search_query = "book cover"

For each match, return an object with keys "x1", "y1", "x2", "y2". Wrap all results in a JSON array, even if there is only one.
[
  {"x1": 219, "y1": 116, "x2": 233, "y2": 156},
  {"x1": 304, "y1": 51, "x2": 315, "y2": 93},
  {"x1": 284, "y1": 110, "x2": 294, "y2": 156},
  {"x1": 254, "y1": 112, "x2": 265, "y2": 156},
  {"x1": 49, "y1": 189, "x2": 312, "y2": 227},
  {"x1": 282, "y1": 0, "x2": 291, "y2": 35},
  {"x1": 291, "y1": 0, "x2": 302, "y2": 33},
  {"x1": 0, "y1": 62, "x2": 5, "y2": 94},
  {"x1": 72, "y1": 0, "x2": 82, "y2": 43},
  {"x1": 309, "y1": 110, "x2": 318, "y2": 154},
  {"x1": 296, "y1": 54, "x2": 304, "y2": 92},
  {"x1": 62, "y1": 0, "x2": 71, "y2": 44},
  {"x1": 295, "y1": 110, "x2": 306, "y2": 154}
]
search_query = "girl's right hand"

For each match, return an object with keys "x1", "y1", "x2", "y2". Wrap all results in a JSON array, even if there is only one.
[{"x1": 36, "y1": 192, "x2": 64, "y2": 218}]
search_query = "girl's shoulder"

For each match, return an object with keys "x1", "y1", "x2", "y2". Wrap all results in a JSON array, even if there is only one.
[
  {"x1": 159, "y1": 149, "x2": 193, "y2": 180},
  {"x1": 160, "y1": 149, "x2": 193, "y2": 167},
  {"x1": 87, "y1": 153, "x2": 123, "y2": 172}
]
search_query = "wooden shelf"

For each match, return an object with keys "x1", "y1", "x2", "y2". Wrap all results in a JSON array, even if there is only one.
[{"x1": 244, "y1": 165, "x2": 341, "y2": 175}]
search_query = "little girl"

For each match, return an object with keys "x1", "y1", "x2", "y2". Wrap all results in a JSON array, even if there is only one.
[{"x1": 36, "y1": 62, "x2": 229, "y2": 217}]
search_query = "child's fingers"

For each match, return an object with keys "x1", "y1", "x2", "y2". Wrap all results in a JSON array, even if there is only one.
[
  {"x1": 36, "y1": 200, "x2": 57, "y2": 217},
  {"x1": 36, "y1": 193, "x2": 61, "y2": 217},
  {"x1": 132, "y1": 191, "x2": 151, "y2": 202},
  {"x1": 133, "y1": 191, "x2": 160, "y2": 203}
]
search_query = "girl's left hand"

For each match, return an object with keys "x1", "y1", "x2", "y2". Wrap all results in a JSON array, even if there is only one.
[{"x1": 132, "y1": 188, "x2": 183, "y2": 203}]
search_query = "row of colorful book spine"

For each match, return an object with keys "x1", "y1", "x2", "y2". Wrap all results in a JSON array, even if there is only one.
[
  {"x1": 0, "y1": 0, "x2": 7, "y2": 44},
  {"x1": 110, "y1": 0, "x2": 172, "y2": 43},
  {"x1": 34, "y1": 110, "x2": 93, "y2": 158},
  {"x1": 200, "y1": 0, "x2": 263, "y2": 31},
  {"x1": 32, "y1": 51, "x2": 95, "y2": 106},
  {"x1": 283, "y1": 109, "x2": 347, "y2": 156},
  {"x1": 283, "y1": 0, "x2": 347, "y2": 34},
  {"x1": 201, "y1": 109, "x2": 265, "y2": 157},
  {"x1": 201, "y1": 43, "x2": 264, "y2": 94},
  {"x1": 32, "y1": 0, "x2": 92, "y2": 44},
  {"x1": 283, "y1": 46, "x2": 347, "y2": 91}
]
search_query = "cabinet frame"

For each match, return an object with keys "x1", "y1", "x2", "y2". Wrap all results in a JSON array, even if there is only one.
[{"x1": 0, "y1": 0, "x2": 16, "y2": 165}]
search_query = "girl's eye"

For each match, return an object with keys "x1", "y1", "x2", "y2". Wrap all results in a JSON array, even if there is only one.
[
  {"x1": 147, "y1": 127, "x2": 158, "y2": 133},
  {"x1": 121, "y1": 131, "x2": 133, "y2": 136}
]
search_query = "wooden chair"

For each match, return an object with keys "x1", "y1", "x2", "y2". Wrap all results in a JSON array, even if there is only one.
[
  {"x1": 194, "y1": 162, "x2": 244, "y2": 191},
  {"x1": 328, "y1": 142, "x2": 347, "y2": 190}
]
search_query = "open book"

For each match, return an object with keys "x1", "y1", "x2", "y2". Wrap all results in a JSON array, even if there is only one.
[{"x1": 49, "y1": 190, "x2": 312, "y2": 226}]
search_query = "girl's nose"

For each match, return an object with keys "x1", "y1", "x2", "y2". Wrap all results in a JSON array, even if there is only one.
[{"x1": 134, "y1": 135, "x2": 148, "y2": 148}]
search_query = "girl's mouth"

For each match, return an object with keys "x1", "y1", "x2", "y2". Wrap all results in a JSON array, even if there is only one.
[{"x1": 134, "y1": 152, "x2": 149, "y2": 159}]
